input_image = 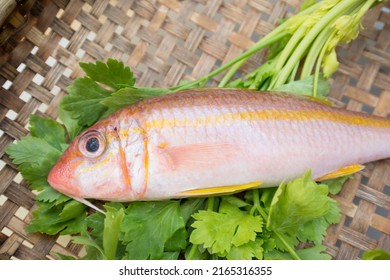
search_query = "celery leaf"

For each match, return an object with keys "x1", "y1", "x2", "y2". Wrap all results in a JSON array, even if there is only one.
[
  {"x1": 61, "y1": 77, "x2": 111, "y2": 127},
  {"x1": 267, "y1": 171, "x2": 340, "y2": 245},
  {"x1": 121, "y1": 201, "x2": 187, "y2": 259},
  {"x1": 80, "y1": 58, "x2": 135, "y2": 91},
  {"x1": 265, "y1": 245, "x2": 331, "y2": 260},
  {"x1": 273, "y1": 75, "x2": 329, "y2": 98},
  {"x1": 362, "y1": 249, "x2": 390, "y2": 260},
  {"x1": 5, "y1": 115, "x2": 87, "y2": 235},
  {"x1": 100, "y1": 87, "x2": 170, "y2": 116},
  {"x1": 226, "y1": 238, "x2": 264, "y2": 260},
  {"x1": 190, "y1": 197, "x2": 263, "y2": 257}
]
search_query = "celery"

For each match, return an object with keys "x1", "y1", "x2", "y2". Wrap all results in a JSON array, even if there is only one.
[{"x1": 173, "y1": 0, "x2": 385, "y2": 97}]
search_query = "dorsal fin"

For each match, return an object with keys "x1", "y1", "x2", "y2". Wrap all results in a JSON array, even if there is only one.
[{"x1": 306, "y1": 96, "x2": 334, "y2": 106}]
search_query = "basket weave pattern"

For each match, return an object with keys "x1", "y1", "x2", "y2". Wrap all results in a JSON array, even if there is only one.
[{"x1": 0, "y1": 0, "x2": 389, "y2": 260}]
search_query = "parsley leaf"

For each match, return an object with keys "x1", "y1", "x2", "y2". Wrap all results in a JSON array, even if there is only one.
[
  {"x1": 362, "y1": 249, "x2": 390, "y2": 260},
  {"x1": 59, "y1": 59, "x2": 137, "y2": 131},
  {"x1": 322, "y1": 175, "x2": 351, "y2": 195},
  {"x1": 227, "y1": 238, "x2": 264, "y2": 260},
  {"x1": 29, "y1": 115, "x2": 67, "y2": 151},
  {"x1": 80, "y1": 58, "x2": 135, "y2": 91},
  {"x1": 100, "y1": 87, "x2": 170, "y2": 116},
  {"x1": 59, "y1": 59, "x2": 168, "y2": 134},
  {"x1": 121, "y1": 201, "x2": 187, "y2": 259},
  {"x1": 244, "y1": 61, "x2": 275, "y2": 90},
  {"x1": 5, "y1": 115, "x2": 66, "y2": 192},
  {"x1": 58, "y1": 106, "x2": 84, "y2": 141},
  {"x1": 27, "y1": 199, "x2": 86, "y2": 235},
  {"x1": 61, "y1": 77, "x2": 111, "y2": 127},
  {"x1": 265, "y1": 244, "x2": 331, "y2": 260},
  {"x1": 5, "y1": 137, "x2": 60, "y2": 172},
  {"x1": 180, "y1": 198, "x2": 206, "y2": 225},
  {"x1": 297, "y1": 197, "x2": 340, "y2": 245},
  {"x1": 273, "y1": 75, "x2": 330, "y2": 98},
  {"x1": 34, "y1": 185, "x2": 68, "y2": 203},
  {"x1": 72, "y1": 231, "x2": 105, "y2": 260},
  {"x1": 5, "y1": 115, "x2": 87, "y2": 236},
  {"x1": 266, "y1": 171, "x2": 340, "y2": 258},
  {"x1": 267, "y1": 171, "x2": 339, "y2": 235},
  {"x1": 190, "y1": 197, "x2": 263, "y2": 257}
]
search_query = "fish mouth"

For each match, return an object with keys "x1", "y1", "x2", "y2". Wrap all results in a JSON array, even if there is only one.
[{"x1": 47, "y1": 163, "x2": 82, "y2": 197}]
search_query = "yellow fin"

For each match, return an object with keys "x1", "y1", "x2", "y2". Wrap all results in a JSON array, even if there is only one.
[
  {"x1": 177, "y1": 181, "x2": 262, "y2": 197},
  {"x1": 315, "y1": 164, "x2": 365, "y2": 181}
]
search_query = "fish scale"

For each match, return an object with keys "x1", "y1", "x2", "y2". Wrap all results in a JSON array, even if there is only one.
[{"x1": 48, "y1": 89, "x2": 390, "y2": 202}]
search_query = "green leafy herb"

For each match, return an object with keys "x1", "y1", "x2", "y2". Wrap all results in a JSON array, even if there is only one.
[
  {"x1": 188, "y1": 173, "x2": 340, "y2": 260},
  {"x1": 103, "y1": 203, "x2": 125, "y2": 260},
  {"x1": 72, "y1": 232, "x2": 105, "y2": 260},
  {"x1": 190, "y1": 197, "x2": 263, "y2": 257},
  {"x1": 29, "y1": 115, "x2": 67, "y2": 152},
  {"x1": 227, "y1": 238, "x2": 265, "y2": 260},
  {"x1": 5, "y1": 115, "x2": 67, "y2": 192},
  {"x1": 267, "y1": 171, "x2": 339, "y2": 235},
  {"x1": 273, "y1": 75, "x2": 330, "y2": 98},
  {"x1": 60, "y1": 59, "x2": 170, "y2": 134},
  {"x1": 5, "y1": 115, "x2": 87, "y2": 235},
  {"x1": 321, "y1": 175, "x2": 352, "y2": 195},
  {"x1": 27, "y1": 199, "x2": 86, "y2": 235},
  {"x1": 267, "y1": 171, "x2": 340, "y2": 254},
  {"x1": 101, "y1": 87, "x2": 170, "y2": 116},
  {"x1": 80, "y1": 58, "x2": 136, "y2": 91},
  {"x1": 121, "y1": 201, "x2": 187, "y2": 259},
  {"x1": 61, "y1": 77, "x2": 112, "y2": 128},
  {"x1": 265, "y1": 245, "x2": 331, "y2": 260},
  {"x1": 362, "y1": 248, "x2": 390, "y2": 260}
]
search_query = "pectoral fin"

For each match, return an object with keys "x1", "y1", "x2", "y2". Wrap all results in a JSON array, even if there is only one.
[
  {"x1": 177, "y1": 181, "x2": 262, "y2": 197},
  {"x1": 315, "y1": 164, "x2": 365, "y2": 181}
]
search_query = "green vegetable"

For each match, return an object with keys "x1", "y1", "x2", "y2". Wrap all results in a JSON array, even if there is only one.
[
  {"x1": 60, "y1": 58, "x2": 158, "y2": 135},
  {"x1": 267, "y1": 171, "x2": 339, "y2": 237},
  {"x1": 362, "y1": 249, "x2": 390, "y2": 260},
  {"x1": 79, "y1": 59, "x2": 136, "y2": 91},
  {"x1": 173, "y1": 0, "x2": 383, "y2": 97},
  {"x1": 188, "y1": 173, "x2": 339, "y2": 260},
  {"x1": 61, "y1": 77, "x2": 111, "y2": 128},
  {"x1": 5, "y1": 0, "x2": 384, "y2": 260},
  {"x1": 190, "y1": 197, "x2": 263, "y2": 257},
  {"x1": 5, "y1": 116, "x2": 85, "y2": 235},
  {"x1": 103, "y1": 204, "x2": 124, "y2": 260},
  {"x1": 265, "y1": 245, "x2": 331, "y2": 260},
  {"x1": 101, "y1": 87, "x2": 170, "y2": 116},
  {"x1": 121, "y1": 201, "x2": 187, "y2": 260}
]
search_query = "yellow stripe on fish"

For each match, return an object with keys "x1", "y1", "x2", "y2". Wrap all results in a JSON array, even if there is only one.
[{"x1": 145, "y1": 108, "x2": 390, "y2": 130}]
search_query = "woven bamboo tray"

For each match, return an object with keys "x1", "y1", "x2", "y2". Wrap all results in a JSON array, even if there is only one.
[{"x1": 0, "y1": 0, "x2": 389, "y2": 260}]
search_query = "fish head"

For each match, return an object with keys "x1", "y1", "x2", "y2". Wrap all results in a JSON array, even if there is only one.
[{"x1": 48, "y1": 117, "x2": 138, "y2": 201}]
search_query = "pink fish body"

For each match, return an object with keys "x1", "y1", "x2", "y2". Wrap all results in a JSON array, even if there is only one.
[{"x1": 48, "y1": 89, "x2": 390, "y2": 201}]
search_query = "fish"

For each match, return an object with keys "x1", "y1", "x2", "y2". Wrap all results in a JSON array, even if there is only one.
[{"x1": 48, "y1": 88, "x2": 390, "y2": 203}]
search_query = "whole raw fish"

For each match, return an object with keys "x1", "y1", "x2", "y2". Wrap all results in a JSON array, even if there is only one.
[{"x1": 48, "y1": 89, "x2": 390, "y2": 202}]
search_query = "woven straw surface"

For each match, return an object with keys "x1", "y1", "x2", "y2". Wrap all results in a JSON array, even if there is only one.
[{"x1": 0, "y1": 0, "x2": 389, "y2": 260}]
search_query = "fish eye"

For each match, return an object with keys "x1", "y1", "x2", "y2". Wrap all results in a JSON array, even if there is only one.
[
  {"x1": 86, "y1": 137, "x2": 99, "y2": 152},
  {"x1": 78, "y1": 130, "x2": 106, "y2": 158}
]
